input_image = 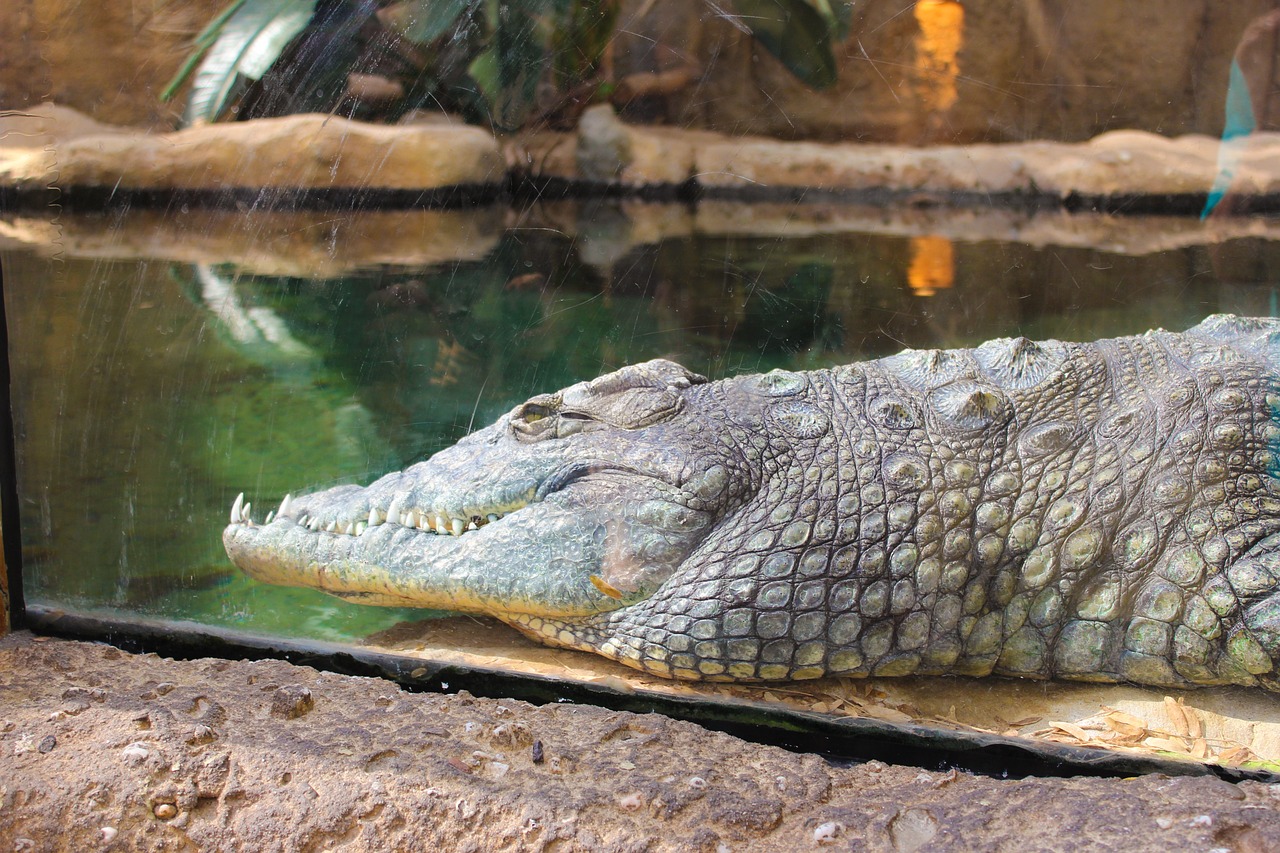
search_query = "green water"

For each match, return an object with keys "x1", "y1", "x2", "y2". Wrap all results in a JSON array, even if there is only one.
[{"x1": 7, "y1": 205, "x2": 1279, "y2": 641}]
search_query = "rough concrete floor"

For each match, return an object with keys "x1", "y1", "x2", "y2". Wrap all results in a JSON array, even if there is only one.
[{"x1": 3, "y1": 631, "x2": 1280, "y2": 852}]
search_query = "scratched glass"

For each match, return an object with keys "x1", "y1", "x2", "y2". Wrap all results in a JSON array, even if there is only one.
[{"x1": 5, "y1": 4, "x2": 1280, "y2": 766}]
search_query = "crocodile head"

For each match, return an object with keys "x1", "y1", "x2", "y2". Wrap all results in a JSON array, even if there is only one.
[{"x1": 224, "y1": 360, "x2": 756, "y2": 624}]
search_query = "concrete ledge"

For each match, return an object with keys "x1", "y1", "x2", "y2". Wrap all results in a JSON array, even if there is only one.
[
  {"x1": 0, "y1": 107, "x2": 506, "y2": 194},
  {"x1": 7, "y1": 103, "x2": 1279, "y2": 209},
  {"x1": 512, "y1": 105, "x2": 1280, "y2": 202},
  {"x1": 4, "y1": 629, "x2": 1280, "y2": 849}
]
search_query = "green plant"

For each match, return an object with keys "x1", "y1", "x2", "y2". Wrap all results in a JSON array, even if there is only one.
[{"x1": 164, "y1": 0, "x2": 849, "y2": 129}]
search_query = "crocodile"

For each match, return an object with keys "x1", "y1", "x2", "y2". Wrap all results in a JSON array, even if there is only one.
[{"x1": 224, "y1": 314, "x2": 1280, "y2": 690}]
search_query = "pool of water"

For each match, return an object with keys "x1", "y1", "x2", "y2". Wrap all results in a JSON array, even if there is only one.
[{"x1": 5, "y1": 201, "x2": 1279, "y2": 641}]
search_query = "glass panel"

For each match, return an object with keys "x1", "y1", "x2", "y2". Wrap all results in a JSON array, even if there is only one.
[{"x1": 6, "y1": 1, "x2": 1280, "y2": 774}]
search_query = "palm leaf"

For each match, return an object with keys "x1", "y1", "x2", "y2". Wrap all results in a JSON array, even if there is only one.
[
  {"x1": 182, "y1": 0, "x2": 318, "y2": 125},
  {"x1": 466, "y1": 2, "x2": 550, "y2": 129},
  {"x1": 730, "y1": 0, "x2": 839, "y2": 89},
  {"x1": 807, "y1": 0, "x2": 853, "y2": 41},
  {"x1": 399, "y1": 0, "x2": 477, "y2": 44},
  {"x1": 161, "y1": 0, "x2": 253, "y2": 101}
]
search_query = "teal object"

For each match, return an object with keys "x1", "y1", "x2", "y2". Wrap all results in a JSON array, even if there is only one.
[{"x1": 1203, "y1": 59, "x2": 1258, "y2": 219}]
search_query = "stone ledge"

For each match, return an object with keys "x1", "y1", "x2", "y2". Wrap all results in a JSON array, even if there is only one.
[
  {"x1": 515, "y1": 105, "x2": 1279, "y2": 201},
  {"x1": 0, "y1": 106, "x2": 506, "y2": 193},
  {"x1": 4, "y1": 103, "x2": 1279, "y2": 207},
  {"x1": 3, "y1": 630, "x2": 1280, "y2": 851}
]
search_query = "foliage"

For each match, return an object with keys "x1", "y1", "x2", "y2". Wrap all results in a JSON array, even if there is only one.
[
  {"x1": 728, "y1": 0, "x2": 847, "y2": 89},
  {"x1": 165, "y1": 0, "x2": 850, "y2": 129},
  {"x1": 163, "y1": 0, "x2": 317, "y2": 124}
]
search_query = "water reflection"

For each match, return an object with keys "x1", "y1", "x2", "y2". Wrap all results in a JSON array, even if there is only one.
[
  {"x1": 906, "y1": 235, "x2": 954, "y2": 297},
  {"x1": 4, "y1": 202, "x2": 1278, "y2": 639}
]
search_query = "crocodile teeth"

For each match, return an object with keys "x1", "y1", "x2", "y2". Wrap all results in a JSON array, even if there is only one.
[
  {"x1": 231, "y1": 493, "x2": 244, "y2": 525},
  {"x1": 273, "y1": 499, "x2": 513, "y2": 538}
]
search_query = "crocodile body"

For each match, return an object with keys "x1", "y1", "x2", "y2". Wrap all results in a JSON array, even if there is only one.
[{"x1": 224, "y1": 315, "x2": 1280, "y2": 689}]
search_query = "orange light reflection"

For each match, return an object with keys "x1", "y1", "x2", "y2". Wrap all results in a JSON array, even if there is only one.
[
  {"x1": 907, "y1": 235, "x2": 955, "y2": 297},
  {"x1": 914, "y1": 0, "x2": 965, "y2": 114}
]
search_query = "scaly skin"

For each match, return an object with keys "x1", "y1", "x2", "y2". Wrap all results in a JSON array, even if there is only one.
[{"x1": 224, "y1": 315, "x2": 1280, "y2": 689}]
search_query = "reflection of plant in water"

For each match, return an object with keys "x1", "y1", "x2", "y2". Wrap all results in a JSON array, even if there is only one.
[
  {"x1": 426, "y1": 338, "x2": 474, "y2": 387},
  {"x1": 193, "y1": 231, "x2": 848, "y2": 476},
  {"x1": 165, "y1": 0, "x2": 852, "y2": 129}
]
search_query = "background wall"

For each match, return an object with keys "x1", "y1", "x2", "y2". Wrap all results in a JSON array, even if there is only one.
[
  {"x1": 613, "y1": 0, "x2": 1280, "y2": 142},
  {"x1": 0, "y1": 0, "x2": 224, "y2": 128},
  {"x1": 0, "y1": 1, "x2": 1277, "y2": 142}
]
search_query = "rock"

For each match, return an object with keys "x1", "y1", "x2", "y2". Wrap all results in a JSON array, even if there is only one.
[
  {"x1": 0, "y1": 103, "x2": 133, "y2": 150},
  {"x1": 2, "y1": 631, "x2": 1279, "y2": 850},
  {"x1": 7, "y1": 103, "x2": 1280, "y2": 205},
  {"x1": 523, "y1": 119, "x2": 1275, "y2": 199},
  {"x1": 0, "y1": 112, "x2": 506, "y2": 193},
  {"x1": 576, "y1": 104, "x2": 634, "y2": 182},
  {"x1": 270, "y1": 685, "x2": 315, "y2": 720}
]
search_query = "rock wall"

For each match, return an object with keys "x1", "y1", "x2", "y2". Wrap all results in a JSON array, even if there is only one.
[
  {"x1": 0, "y1": 1, "x2": 1277, "y2": 140},
  {"x1": 616, "y1": 0, "x2": 1279, "y2": 142},
  {"x1": 5, "y1": 633, "x2": 1280, "y2": 851},
  {"x1": 0, "y1": 0, "x2": 224, "y2": 128}
]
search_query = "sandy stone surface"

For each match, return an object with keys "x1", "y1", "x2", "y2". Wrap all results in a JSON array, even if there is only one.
[
  {"x1": 5, "y1": 103, "x2": 1277, "y2": 202},
  {"x1": 0, "y1": 107, "x2": 506, "y2": 193},
  {"x1": 520, "y1": 105, "x2": 1280, "y2": 199},
  {"x1": 3, "y1": 631, "x2": 1280, "y2": 852}
]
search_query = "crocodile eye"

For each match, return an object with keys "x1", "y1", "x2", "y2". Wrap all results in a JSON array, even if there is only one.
[
  {"x1": 511, "y1": 399, "x2": 597, "y2": 440},
  {"x1": 518, "y1": 403, "x2": 555, "y2": 424},
  {"x1": 512, "y1": 402, "x2": 556, "y2": 437}
]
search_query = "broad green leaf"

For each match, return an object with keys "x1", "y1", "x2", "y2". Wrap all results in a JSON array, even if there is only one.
[
  {"x1": 807, "y1": 0, "x2": 854, "y2": 41},
  {"x1": 239, "y1": 7, "x2": 315, "y2": 78},
  {"x1": 467, "y1": 3, "x2": 551, "y2": 129},
  {"x1": 731, "y1": 0, "x2": 839, "y2": 89},
  {"x1": 467, "y1": 44, "x2": 501, "y2": 102},
  {"x1": 183, "y1": 0, "x2": 317, "y2": 124},
  {"x1": 162, "y1": 0, "x2": 253, "y2": 101},
  {"x1": 400, "y1": 0, "x2": 476, "y2": 44}
]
